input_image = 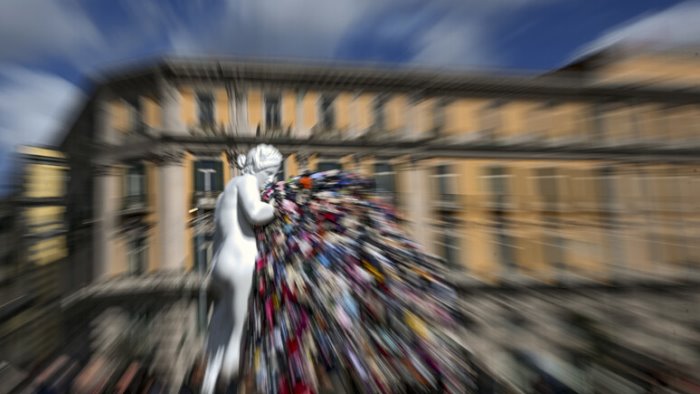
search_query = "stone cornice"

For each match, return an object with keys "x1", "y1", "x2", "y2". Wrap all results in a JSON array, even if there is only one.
[
  {"x1": 95, "y1": 134, "x2": 700, "y2": 164},
  {"x1": 93, "y1": 164, "x2": 122, "y2": 177},
  {"x1": 91, "y1": 57, "x2": 700, "y2": 105},
  {"x1": 153, "y1": 147, "x2": 186, "y2": 166}
]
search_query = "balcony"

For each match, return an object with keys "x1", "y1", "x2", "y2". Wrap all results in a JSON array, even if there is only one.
[
  {"x1": 433, "y1": 194, "x2": 462, "y2": 212},
  {"x1": 120, "y1": 195, "x2": 148, "y2": 216},
  {"x1": 536, "y1": 200, "x2": 565, "y2": 214},
  {"x1": 188, "y1": 122, "x2": 231, "y2": 136},
  {"x1": 24, "y1": 221, "x2": 67, "y2": 240},
  {"x1": 192, "y1": 191, "x2": 221, "y2": 210},
  {"x1": 485, "y1": 195, "x2": 514, "y2": 211},
  {"x1": 311, "y1": 127, "x2": 343, "y2": 141}
]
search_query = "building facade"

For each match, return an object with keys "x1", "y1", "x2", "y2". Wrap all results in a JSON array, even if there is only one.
[
  {"x1": 0, "y1": 146, "x2": 69, "y2": 387},
  {"x1": 60, "y1": 52, "x2": 700, "y2": 284},
  {"x1": 54, "y1": 48, "x2": 700, "y2": 391}
]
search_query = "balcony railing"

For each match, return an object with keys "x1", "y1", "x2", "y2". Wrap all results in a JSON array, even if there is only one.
[
  {"x1": 433, "y1": 194, "x2": 462, "y2": 211},
  {"x1": 485, "y1": 195, "x2": 513, "y2": 211},
  {"x1": 188, "y1": 123, "x2": 229, "y2": 136},
  {"x1": 120, "y1": 195, "x2": 148, "y2": 215},
  {"x1": 192, "y1": 191, "x2": 221, "y2": 210}
]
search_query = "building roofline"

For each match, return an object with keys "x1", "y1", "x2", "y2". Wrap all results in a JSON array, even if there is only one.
[
  {"x1": 92, "y1": 55, "x2": 700, "y2": 100},
  {"x1": 17, "y1": 145, "x2": 66, "y2": 159},
  {"x1": 159, "y1": 56, "x2": 563, "y2": 89},
  {"x1": 57, "y1": 54, "x2": 700, "y2": 148}
]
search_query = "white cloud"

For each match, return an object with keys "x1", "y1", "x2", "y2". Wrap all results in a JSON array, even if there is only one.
[
  {"x1": 168, "y1": 0, "x2": 552, "y2": 67},
  {"x1": 410, "y1": 14, "x2": 498, "y2": 68},
  {"x1": 0, "y1": 65, "x2": 83, "y2": 195},
  {"x1": 0, "y1": 0, "x2": 556, "y2": 191},
  {"x1": 0, "y1": 0, "x2": 103, "y2": 63},
  {"x1": 574, "y1": 0, "x2": 700, "y2": 59},
  {"x1": 0, "y1": 0, "x2": 556, "y2": 71},
  {"x1": 0, "y1": 65, "x2": 83, "y2": 148},
  {"x1": 168, "y1": 0, "x2": 381, "y2": 59}
]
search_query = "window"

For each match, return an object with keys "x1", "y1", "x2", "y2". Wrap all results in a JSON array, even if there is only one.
[
  {"x1": 126, "y1": 164, "x2": 145, "y2": 198},
  {"x1": 484, "y1": 166, "x2": 509, "y2": 208},
  {"x1": 320, "y1": 95, "x2": 336, "y2": 130},
  {"x1": 374, "y1": 162, "x2": 396, "y2": 200},
  {"x1": 526, "y1": 105, "x2": 546, "y2": 140},
  {"x1": 433, "y1": 99, "x2": 447, "y2": 135},
  {"x1": 543, "y1": 235, "x2": 564, "y2": 272},
  {"x1": 194, "y1": 160, "x2": 224, "y2": 193},
  {"x1": 629, "y1": 106, "x2": 641, "y2": 141},
  {"x1": 197, "y1": 92, "x2": 215, "y2": 128},
  {"x1": 598, "y1": 167, "x2": 616, "y2": 213},
  {"x1": 265, "y1": 94, "x2": 281, "y2": 130},
  {"x1": 128, "y1": 237, "x2": 148, "y2": 275},
  {"x1": 591, "y1": 104, "x2": 606, "y2": 141},
  {"x1": 125, "y1": 164, "x2": 146, "y2": 207},
  {"x1": 373, "y1": 97, "x2": 385, "y2": 130},
  {"x1": 495, "y1": 222, "x2": 516, "y2": 271},
  {"x1": 480, "y1": 100, "x2": 502, "y2": 141},
  {"x1": 317, "y1": 161, "x2": 341, "y2": 172},
  {"x1": 537, "y1": 168, "x2": 558, "y2": 211},
  {"x1": 126, "y1": 97, "x2": 142, "y2": 131},
  {"x1": 433, "y1": 164, "x2": 456, "y2": 202},
  {"x1": 436, "y1": 212, "x2": 460, "y2": 267}
]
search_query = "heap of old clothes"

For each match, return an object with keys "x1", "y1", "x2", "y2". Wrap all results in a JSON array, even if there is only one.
[{"x1": 243, "y1": 170, "x2": 470, "y2": 394}]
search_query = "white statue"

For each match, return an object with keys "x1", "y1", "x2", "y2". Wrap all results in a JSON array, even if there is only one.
[{"x1": 202, "y1": 144, "x2": 282, "y2": 394}]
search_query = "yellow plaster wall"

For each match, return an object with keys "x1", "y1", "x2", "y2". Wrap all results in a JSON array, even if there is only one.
[
  {"x1": 285, "y1": 154, "x2": 299, "y2": 178},
  {"x1": 18, "y1": 146, "x2": 65, "y2": 159},
  {"x1": 146, "y1": 162, "x2": 160, "y2": 272},
  {"x1": 302, "y1": 91, "x2": 319, "y2": 130},
  {"x1": 180, "y1": 86, "x2": 198, "y2": 127},
  {"x1": 443, "y1": 98, "x2": 482, "y2": 135},
  {"x1": 184, "y1": 153, "x2": 194, "y2": 271},
  {"x1": 411, "y1": 99, "x2": 433, "y2": 137},
  {"x1": 355, "y1": 93, "x2": 373, "y2": 131},
  {"x1": 221, "y1": 152, "x2": 231, "y2": 182},
  {"x1": 28, "y1": 237, "x2": 67, "y2": 266},
  {"x1": 308, "y1": 155, "x2": 318, "y2": 172},
  {"x1": 25, "y1": 206, "x2": 63, "y2": 234},
  {"x1": 111, "y1": 237, "x2": 127, "y2": 276},
  {"x1": 501, "y1": 101, "x2": 540, "y2": 139},
  {"x1": 180, "y1": 86, "x2": 196, "y2": 128},
  {"x1": 596, "y1": 53, "x2": 700, "y2": 87},
  {"x1": 336, "y1": 93, "x2": 352, "y2": 131},
  {"x1": 143, "y1": 97, "x2": 161, "y2": 128},
  {"x1": 110, "y1": 100, "x2": 129, "y2": 133},
  {"x1": 385, "y1": 95, "x2": 406, "y2": 133},
  {"x1": 25, "y1": 164, "x2": 66, "y2": 198}
]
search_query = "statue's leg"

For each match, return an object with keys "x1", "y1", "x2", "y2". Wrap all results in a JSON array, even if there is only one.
[
  {"x1": 202, "y1": 347, "x2": 224, "y2": 394},
  {"x1": 221, "y1": 262, "x2": 255, "y2": 381},
  {"x1": 202, "y1": 286, "x2": 232, "y2": 394}
]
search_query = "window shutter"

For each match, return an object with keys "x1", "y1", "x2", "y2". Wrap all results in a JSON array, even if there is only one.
[
  {"x1": 194, "y1": 162, "x2": 204, "y2": 192},
  {"x1": 214, "y1": 161, "x2": 224, "y2": 191}
]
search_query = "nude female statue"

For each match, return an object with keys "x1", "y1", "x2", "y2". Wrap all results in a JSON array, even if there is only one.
[{"x1": 202, "y1": 144, "x2": 282, "y2": 394}]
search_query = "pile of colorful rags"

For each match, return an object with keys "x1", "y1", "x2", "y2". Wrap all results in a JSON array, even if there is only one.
[{"x1": 242, "y1": 170, "x2": 471, "y2": 394}]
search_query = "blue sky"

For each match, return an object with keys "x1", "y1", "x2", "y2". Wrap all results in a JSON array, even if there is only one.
[{"x1": 0, "y1": 0, "x2": 698, "y2": 193}]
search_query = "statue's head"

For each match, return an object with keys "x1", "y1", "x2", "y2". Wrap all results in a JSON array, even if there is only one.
[{"x1": 239, "y1": 144, "x2": 283, "y2": 189}]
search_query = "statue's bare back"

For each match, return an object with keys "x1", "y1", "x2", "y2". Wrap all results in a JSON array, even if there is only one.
[{"x1": 202, "y1": 145, "x2": 282, "y2": 394}]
